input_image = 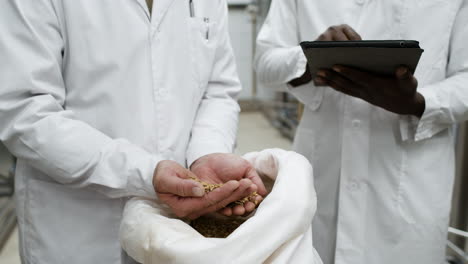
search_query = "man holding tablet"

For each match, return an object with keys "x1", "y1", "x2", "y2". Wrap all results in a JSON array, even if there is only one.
[{"x1": 255, "y1": 1, "x2": 468, "y2": 263}]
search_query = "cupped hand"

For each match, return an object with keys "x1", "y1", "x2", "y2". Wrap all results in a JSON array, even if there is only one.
[
  {"x1": 190, "y1": 153, "x2": 268, "y2": 217},
  {"x1": 154, "y1": 160, "x2": 247, "y2": 220}
]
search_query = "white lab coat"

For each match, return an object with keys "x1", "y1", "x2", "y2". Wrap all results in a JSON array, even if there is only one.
[
  {"x1": 0, "y1": 0, "x2": 241, "y2": 263},
  {"x1": 255, "y1": 0, "x2": 468, "y2": 263}
]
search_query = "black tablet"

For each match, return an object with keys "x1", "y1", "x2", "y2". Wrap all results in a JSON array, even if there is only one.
[{"x1": 300, "y1": 40, "x2": 424, "y2": 77}]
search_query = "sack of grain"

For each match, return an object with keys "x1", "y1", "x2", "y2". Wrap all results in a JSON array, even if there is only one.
[{"x1": 119, "y1": 149, "x2": 323, "y2": 264}]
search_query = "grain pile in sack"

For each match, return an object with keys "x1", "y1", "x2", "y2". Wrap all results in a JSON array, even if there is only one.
[{"x1": 119, "y1": 149, "x2": 323, "y2": 264}]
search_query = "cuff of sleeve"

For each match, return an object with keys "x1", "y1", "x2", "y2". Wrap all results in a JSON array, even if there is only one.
[
  {"x1": 399, "y1": 87, "x2": 447, "y2": 142},
  {"x1": 186, "y1": 141, "x2": 233, "y2": 168},
  {"x1": 285, "y1": 46, "x2": 325, "y2": 111},
  {"x1": 127, "y1": 153, "x2": 160, "y2": 199},
  {"x1": 287, "y1": 83, "x2": 325, "y2": 111},
  {"x1": 289, "y1": 46, "x2": 309, "y2": 81}
]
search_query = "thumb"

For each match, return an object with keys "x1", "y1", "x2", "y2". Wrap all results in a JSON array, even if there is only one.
[
  {"x1": 396, "y1": 66, "x2": 418, "y2": 91},
  {"x1": 159, "y1": 169, "x2": 205, "y2": 198},
  {"x1": 245, "y1": 167, "x2": 268, "y2": 196}
]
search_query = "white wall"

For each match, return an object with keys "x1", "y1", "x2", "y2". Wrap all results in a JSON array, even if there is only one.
[
  {"x1": 228, "y1": 6, "x2": 254, "y2": 100},
  {"x1": 228, "y1": 1, "x2": 278, "y2": 101}
]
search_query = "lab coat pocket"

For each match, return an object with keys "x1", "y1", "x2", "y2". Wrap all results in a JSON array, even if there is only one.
[
  {"x1": 189, "y1": 17, "x2": 218, "y2": 93},
  {"x1": 402, "y1": 0, "x2": 455, "y2": 79},
  {"x1": 26, "y1": 179, "x2": 121, "y2": 263}
]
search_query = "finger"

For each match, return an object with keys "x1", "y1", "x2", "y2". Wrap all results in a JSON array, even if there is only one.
[
  {"x1": 332, "y1": 65, "x2": 375, "y2": 88},
  {"x1": 395, "y1": 66, "x2": 418, "y2": 91},
  {"x1": 243, "y1": 202, "x2": 256, "y2": 213},
  {"x1": 184, "y1": 180, "x2": 240, "y2": 219},
  {"x1": 157, "y1": 171, "x2": 205, "y2": 198},
  {"x1": 160, "y1": 180, "x2": 240, "y2": 218},
  {"x1": 318, "y1": 69, "x2": 358, "y2": 90},
  {"x1": 169, "y1": 166, "x2": 207, "y2": 197},
  {"x1": 317, "y1": 32, "x2": 333, "y2": 41},
  {"x1": 318, "y1": 70, "x2": 367, "y2": 99},
  {"x1": 187, "y1": 180, "x2": 247, "y2": 219},
  {"x1": 232, "y1": 205, "x2": 246, "y2": 216},
  {"x1": 342, "y1": 25, "x2": 362, "y2": 40},
  {"x1": 254, "y1": 195, "x2": 263, "y2": 205},
  {"x1": 395, "y1": 66, "x2": 411, "y2": 80},
  {"x1": 176, "y1": 165, "x2": 198, "y2": 180},
  {"x1": 221, "y1": 179, "x2": 256, "y2": 206},
  {"x1": 314, "y1": 77, "x2": 326, "y2": 85},
  {"x1": 328, "y1": 79, "x2": 364, "y2": 99},
  {"x1": 325, "y1": 26, "x2": 348, "y2": 41},
  {"x1": 222, "y1": 198, "x2": 261, "y2": 217},
  {"x1": 315, "y1": 75, "x2": 333, "y2": 88},
  {"x1": 188, "y1": 179, "x2": 255, "y2": 219},
  {"x1": 331, "y1": 30, "x2": 349, "y2": 41},
  {"x1": 314, "y1": 76, "x2": 327, "y2": 86},
  {"x1": 204, "y1": 180, "x2": 242, "y2": 206},
  {"x1": 328, "y1": 81, "x2": 362, "y2": 99},
  {"x1": 219, "y1": 207, "x2": 233, "y2": 216},
  {"x1": 245, "y1": 167, "x2": 267, "y2": 196}
]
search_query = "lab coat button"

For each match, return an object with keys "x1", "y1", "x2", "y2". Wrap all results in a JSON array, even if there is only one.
[
  {"x1": 349, "y1": 181, "x2": 360, "y2": 191},
  {"x1": 352, "y1": 120, "x2": 361, "y2": 128},
  {"x1": 159, "y1": 90, "x2": 169, "y2": 97}
]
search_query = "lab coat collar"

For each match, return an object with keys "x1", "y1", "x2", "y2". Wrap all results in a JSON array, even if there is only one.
[
  {"x1": 135, "y1": 0, "x2": 175, "y2": 30},
  {"x1": 135, "y1": 0, "x2": 151, "y2": 20}
]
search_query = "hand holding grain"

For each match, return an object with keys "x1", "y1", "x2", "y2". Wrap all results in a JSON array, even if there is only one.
[
  {"x1": 190, "y1": 153, "x2": 267, "y2": 217},
  {"x1": 154, "y1": 160, "x2": 243, "y2": 220}
]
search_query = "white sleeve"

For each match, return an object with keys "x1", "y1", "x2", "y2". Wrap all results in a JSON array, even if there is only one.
[
  {"x1": 254, "y1": 0, "x2": 306, "y2": 84},
  {"x1": 400, "y1": 0, "x2": 468, "y2": 142},
  {"x1": 0, "y1": 0, "x2": 159, "y2": 198},
  {"x1": 185, "y1": 0, "x2": 241, "y2": 166},
  {"x1": 254, "y1": 0, "x2": 325, "y2": 110}
]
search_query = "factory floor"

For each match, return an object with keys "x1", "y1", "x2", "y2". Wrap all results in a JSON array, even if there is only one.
[
  {"x1": 0, "y1": 228, "x2": 19, "y2": 264},
  {"x1": 0, "y1": 111, "x2": 292, "y2": 263}
]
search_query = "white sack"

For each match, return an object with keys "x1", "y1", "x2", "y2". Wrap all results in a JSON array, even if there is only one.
[{"x1": 119, "y1": 149, "x2": 323, "y2": 264}]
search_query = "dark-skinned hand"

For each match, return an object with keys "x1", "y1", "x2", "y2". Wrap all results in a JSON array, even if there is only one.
[
  {"x1": 289, "y1": 24, "x2": 425, "y2": 117},
  {"x1": 290, "y1": 24, "x2": 362, "y2": 87},
  {"x1": 315, "y1": 65, "x2": 425, "y2": 117}
]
